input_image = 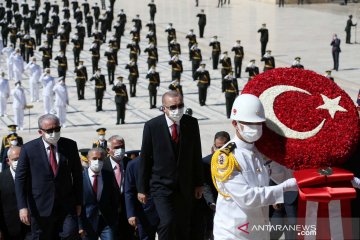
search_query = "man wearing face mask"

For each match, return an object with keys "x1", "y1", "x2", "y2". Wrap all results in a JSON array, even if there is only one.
[
  {"x1": 79, "y1": 147, "x2": 119, "y2": 240},
  {"x1": 15, "y1": 114, "x2": 83, "y2": 239},
  {"x1": 138, "y1": 90, "x2": 204, "y2": 240},
  {"x1": 212, "y1": 94, "x2": 297, "y2": 240},
  {"x1": 92, "y1": 128, "x2": 107, "y2": 150},
  {"x1": 0, "y1": 146, "x2": 31, "y2": 240},
  {"x1": 1, "y1": 133, "x2": 22, "y2": 171},
  {"x1": 103, "y1": 135, "x2": 132, "y2": 240}
]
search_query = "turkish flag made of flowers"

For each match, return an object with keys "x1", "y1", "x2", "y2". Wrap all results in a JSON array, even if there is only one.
[{"x1": 242, "y1": 68, "x2": 359, "y2": 170}]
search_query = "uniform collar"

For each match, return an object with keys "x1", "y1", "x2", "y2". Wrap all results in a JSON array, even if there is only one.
[{"x1": 233, "y1": 135, "x2": 254, "y2": 151}]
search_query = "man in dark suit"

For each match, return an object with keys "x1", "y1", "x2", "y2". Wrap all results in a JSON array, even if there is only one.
[
  {"x1": 330, "y1": 34, "x2": 341, "y2": 71},
  {"x1": 0, "y1": 146, "x2": 31, "y2": 240},
  {"x1": 257, "y1": 23, "x2": 269, "y2": 57},
  {"x1": 103, "y1": 135, "x2": 132, "y2": 240},
  {"x1": 138, "y1": 90, "x2": 204, "y2": 240},
  {"x1": 345, "y1": 15, "x2": 357, "y2": 44},
  {"x1": 79, "y1": 147, "x2": 119, "y2": 240},
  {"x1": 15, "y1": 114, "x2": 83, "y2": 239},
  {"x1": 125, "y1": 156, "x2": 159, "y2": 240}
]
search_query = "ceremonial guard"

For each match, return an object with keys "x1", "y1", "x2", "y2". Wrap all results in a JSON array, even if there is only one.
[
  {"x1": 219, "y1": 51, "x2": 232, "y2": 80},
  {"x1": 16, "y1": 30, "x2": 25, "y2": 60},
  {"x1": 82, "y1": 0, "x2": 90, "y2": 17},
  {"x1": 54, "y1": 51, "x2": 68, "y2": 80},
  {"x1": 132, "y1": 14, "x2": 142, "y2": 33},
  {"x1": 104, "y1": 43, "x2": 116, "y2": 85},
  {"x1": 2, "y1": 44, "x2": 14, "y2": 80},
  {"x1": 190, "y1": 43, "x2": 202, "y2": 79},
  {"x1": 24, "y1": 34, "x2": 36, "y2": 63},
  {"x1": 89, "y1": 68, "x2": 106, "y2": 112},
  {"x1": 23, "y1": 13, "x2": 31, "y2": 33},
  {"x1": 62, "y1": 6, "x2": 70, "y2": 19},
  {"x1": 62, "y1": 18, "x2": 72, "y2": 44},
  {"x1": 261, "y1": 50, "x2": 275, "y2": 72},
  {"x1": 194, "y1": 63, "x2": 211, "y2": 106},
  {"x1": 45, "y1": 22, "x2": 55, "y2": 50},
  {"x1": 144, "y1": 42, "x2": 158, "y2": 70},
  {"x1": 258, "y1": 23, "x2": 269, "y2": 56},
  {"x1": 0, "y1": 125, "x2": 23, "y2": 161},
  {"x1": 169, "y1": 54, "x2": 183, "y2": 81},
  {"x1": 51, "y1": 13, "x2": 60, "y2": 35},
  {"x1": 117, "y1": 9, "x2": 127, "y2": 36},
  {"x1": 56, "y1": 26, "x2": 68, "y2": 53},
  {"x1": 186, "y1": 29, "x2": 197, "y2": 60},
  {"x1": 196, "y1": 9, "x2": 206, "y2": 38},
  {"x1": 169, "y1": 38, "x2": 181, "y2": 57},
  {"x1": 165, "y1": 23, "x2": 176, "y2": 54},
  {"x1": 113, "y1": 20, "x2": 123, "y2": 48},
  {"x1": 105, "y1": 7, "x2": 114, "y2": 31},
  {"x1": 92, "y1": 128, "x2": 107, "y2": 149},
  {"x1": 53, "y1": 77, "x2": 69, "y2": 127},
  {"x1": 99, "y1": 14, "x2": 108, "y2": 41},
  {"x1": 44, "y1": 0, "x2": 51, "y2": 14},
  {"x1": 108, "y1": 35, "x2": 119, "y2": 65},
  {"x1": 126, "y1": 40, "x2": 141, "y2": 63},
  {"x1": 345, "y1": 15, "x2": 357, "y2": 44},
  {"x1": 146, "y1": 30, "x2": 157, "y2": 47},
  {"x1": 112, "y1": 77, "x2": 129, "y2": 125},
  {"x1": 92, "y1": 29, "x2": 103, "y2": 46},
  {"x1": 0, "y1": 72, "x2": 10, "y2": 117},
  {"x1": 0, "y1": 20, "x2": 9, "y2": 47},
  {"x1": 92, "y1": 3, "x2": 100, "y2": 29},
  {"x1": 74, "y1": 61, "x2": 88, "y2": 100},
  {"x1": 324, "y1": 70, "x2": 334, "y2": 81},
  {"x1": 51, "y1": 1, "x2": 60, "y2": 14},
  {"x1": 148, "y1": 0, "x2": 157, "y2": 21},
  {"x1": 11, "y1": 48, "x2": 25, "y2": 83},
  {"x1": 209, "y1": 36, "x2": 221, "y2": 70},
  {"x1": 71, "y1": 0, "x2": 79, "y2": 15},
  {"x1": 125, "y1": 59, "x2": 139, "y2": 97},
  {"x1": 21, "y1": 0, "x2": 29, "y2": 15},
  {"x1": 168, "y1": 79, "x2": 183, "y2": 96},
  {"x1": 40, "y1": 8, "x2": 49, "y2": 30},
  {"x1": 11, "y1": 81, "x2": 26, "y2": 130},
  {"x1": 24, "y1": 57, "x2": 41, "y2": 102},
  {"x1": 86, "y1": 13, "x2": 94, "y2": 37},
  {"x1": 245, "y1": 59, "x2": 259, "y2": 81},
  {"x1": 291, "y1": 57, "x2": 304, "y2": 69},
  {"x1": 38, "y1": 41, "x2": 52, "y2": 69},
  {"x1": 231, "y1": 40, "x2": 244, "y2": 78},
  {"x1": 14, "y1": 11, "x2": 23, "y2": 31},
  {"x1": 76, "y1": 23, "x2": 86, "y2": 50},
  {"x1": 74, "y1": 7, "x2": 83, "y2": 24},
  {"x1": 71, "y1": 32, "x2": 82, "y2": 66},
  {"x1": 146, "y1": 20, "x2": 157, "y2": 38},
  {"x1": 8, "y1": 23, "x2": 17, "y2": 48},
  {"x1": 222, "y1": 71, "x2": 239, "y2": 118},
  {"x1": 130, "y1": 26, "x2": 140, "y2": 45},
  {"x1": 40, "y1": 68, "x2": 55, "y2": 114},
  {"x1": 89, "y1": 40, "x2": 100, "y2": 74},
  {"x1": 33, "y1": 19, "x2": 43, "y2": 45},
  {"x1": 146, "y1": 66, "x2": 160, "y2": 109}
]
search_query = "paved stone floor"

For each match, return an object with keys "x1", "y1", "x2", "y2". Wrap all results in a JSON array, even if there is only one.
[{"x1": 1, "y1": 0, "x2": 360, "y2": 154}]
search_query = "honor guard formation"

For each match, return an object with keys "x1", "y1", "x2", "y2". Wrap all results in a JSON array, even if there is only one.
[{"x1": 0, "y1": 0, "x2": 359, "y2": 239}]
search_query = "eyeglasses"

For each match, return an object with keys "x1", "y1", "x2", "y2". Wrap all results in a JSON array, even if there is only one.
[
  {"x1": 40, "y1": 127, "x2": 61, "y2": 134},
  {"x1": 164, "y1": 103, "x2": 184, "y2": 111}
]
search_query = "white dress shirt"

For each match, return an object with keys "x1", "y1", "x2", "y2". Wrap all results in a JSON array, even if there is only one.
[{"x1": 88, "y1": 167, "x2": 103, "y2": 201}]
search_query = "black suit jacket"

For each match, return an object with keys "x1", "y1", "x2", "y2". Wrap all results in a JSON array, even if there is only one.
[
  {"x1": 0, "y1": 168, "x2": 31, "y2": 238},
  {"x1": 15, "y1": 137, "x2": 83, "y2": 217},
  {"x1": 138, "y1": 114, "x2": 203, "y2": 198}
]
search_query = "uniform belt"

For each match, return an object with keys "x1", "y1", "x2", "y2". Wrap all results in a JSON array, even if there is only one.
[
  {"x1": 92, "y1": 54, "x2": 99, "y2": 57},
  {"x1": 223, "y1": 67, "x2": 231, "y2": 69},
  {"x1": 149, "y1": 81, "x2": 158, "y2": 84},
  {"x1": 173, "y1": 68, "x2": 181, "y2": 71},
  {"x1": 60, "y1": 40, "x2": 67, "y2": 42},
  {"x1": 235, "y1": 55, "x2": 243, "y2": 57},
  {"x1": 74, "y1": 45, "x2": 81, "y2": 48},
  {"x1": 212, "y1": 49, "x2": 220, "y2": 52},
  {"x1": 130, "y1": 73, "x2": 137, "y2": 76},
  {"x1": 199, "y1": 80, "x2": 208, "y2": 84},
  {"x1": 116, "y1": 93, "x2": 126, "y2": 96},
  {"x1": 59, "y1": 64, "x2": 67, "y2": 66},
  {"x1": 108, "y1": 60, "x2": 115, "y2": 63},
  {"x1": 265, "y1": 64, "x2": 273, "y2": 68},
  {"x1": 95, "y1": 85, "x2": 104, "y2": 88},
  {"x1": 25, "y1": 46, "x2": 33, "y2": 48},
  {"x1": 44, "y1": 55, "x2": 50, "y2": 58},
  {"x1": 76, "y1": 76, "x2": 86, "y2": 79},
  {"x1": 193, "y1": 57, "x2": 200, "y2": 60},
  {"x1": 130, "y1": 51, "x2": 137, "y2": 54},
  {"x1": 149, "y1": 56, "x2": 157, "y2": 59},
  {"x1": 226, "y1": 90, "x2": 236, "y2": 93}
]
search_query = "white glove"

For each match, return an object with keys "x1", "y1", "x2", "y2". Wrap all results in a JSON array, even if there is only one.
[
  {"x1": 351, "y1": 177, "x2": 360, "y2": 189},
  {"x1": 280, "y1": 178, "x2": 298, "y2": 192}
]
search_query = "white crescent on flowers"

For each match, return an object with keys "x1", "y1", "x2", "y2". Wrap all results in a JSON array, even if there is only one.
[{"x1": 259, "y1": 85, "x2": 347, "y2": 140}]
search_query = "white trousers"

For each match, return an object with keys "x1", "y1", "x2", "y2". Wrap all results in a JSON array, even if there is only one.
[
  {"x1": 29, "y1": 80, "x2": 39, "y2": 102},
  {"x1": 43, "y1": 95, "x2": 53, "y2": 114},
  {"x1": 13, "y1": 107, "x2": 24, "y2": 128},
  {"x1": 0, "y1": 97, "x2": 7, "y2": 115},
  {"x1": 56, "y1": 106, "x2": 67, "y2": 126}
]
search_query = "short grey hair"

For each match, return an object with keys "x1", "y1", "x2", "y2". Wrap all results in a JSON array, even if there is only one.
[
  {"x1": 107, "y1": 135, "x2": 125, "y2": 149},
  {"x1": 7, "y1": 146, "x2": 21, "y2": 160},
  {"x1": 162, "y1": 90, "x2": 183, "y2": 104},
  {"x1": 88, "y1": 147, "x2": 106, "y2": 160},
  {"x1": 38, "y1": 114, "x2": 60, "y2": 129}
]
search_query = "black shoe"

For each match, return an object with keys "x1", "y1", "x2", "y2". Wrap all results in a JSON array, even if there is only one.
[
  {"x1": 116, "y1": 122, "x2": 119, "y2": 125},
  {"x1": 121, "y1": 121, "x2": 125, "y2": 124}
]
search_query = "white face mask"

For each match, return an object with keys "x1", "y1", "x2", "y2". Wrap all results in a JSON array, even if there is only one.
[
  {"x1": 168, "y1": 107, "x2": 184, "y2": 122},
  {"x1": 44, "y1": 132, "x2": 61, "y2": 145},
  {"x1": 10, "y1": 140, "x2": 18, "y2": 146},
  {"x1": 90, "y1": 160, "x2": 103, "y2": 173},
  {"x1": 99, "y1": 135, "x2": 105, "y2": 141},
  {"x1": 113, "y1": 148, "x2": 125, "y2": 161},
  {"x1": 237, "y1": 122, "x2": 263, "y2": 143},
  {"x1": 11, "y1": 160, "x2": 18, "y2": 171}
]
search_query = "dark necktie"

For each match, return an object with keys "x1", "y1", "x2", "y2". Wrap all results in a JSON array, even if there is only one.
[
  {"x1": 93, "y1": 174, "x2": 98, "y2": 194},
  {"x1": 171, "y1": 123, "x2": 178, "y2": 143},
  {"x1": 49, "y1": 144, "x2": 58, "y2": 175}
]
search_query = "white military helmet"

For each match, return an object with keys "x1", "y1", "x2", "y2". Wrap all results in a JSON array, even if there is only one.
[{"x1": 230, "y1": 94, "x2": 266, "y2": 122}]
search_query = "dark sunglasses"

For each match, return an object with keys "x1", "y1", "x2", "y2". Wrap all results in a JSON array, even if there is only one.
[
  {"x1": 40, "y1": 127, "x2": 61, "y2": 134},
  {"x1": 164, "y1": 103, "x2": 184, "y2": 111}
]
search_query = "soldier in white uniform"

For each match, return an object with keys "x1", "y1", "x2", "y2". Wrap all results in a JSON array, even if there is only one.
[
  {"x1": 212, "y1": 94, "x2": 297, "y2": 240},
  {"x1": 11, "y1": 81, "x2": 27, "y2": 130},
  {"x1": 40, "y1": 68, "x2": 55, "y2": 114},
  {"x1": 25, "y1": 57, "x2": 42, "y2": 102},
  {"x1": 0, "y1": 72, "x2": 10, "y2": 117},
  {"x1": 53, "y1": 77, "x2": 69, "y2": 127},
  {"x1": 11, "y1": 48, "x2": 25, "y2": 83},
  {"x1": 1, "y1": 44, "x2": 15, "y2": 80}
]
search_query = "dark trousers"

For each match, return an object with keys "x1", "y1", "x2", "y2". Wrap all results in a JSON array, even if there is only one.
[
  {"x1": 36, "y1": 34, "x2": 41, "y2": 45},
  {"x1": 30, "y1": 206, "x2": 79, "y2": 240},
  {"x1": 279, "y1": 0, "x2": 284, "y2": 7},
  {"x1": 107, "y1": 67, "x2": 115, "y2": 85},
  {"x1": 225, "y1": 93, "x2": 236, "y2": 118},
  {"x1": 346, "y1": 30, "x2": 351, "y2": 43},
  {"x1": 149, "y1": 90, "x2": 157, "y2": 108},
  {"x1": 212, "y1": 53, "x2": 219, "y2": 69},
  {"x1": 76, "y1": 80, "x2": 85, "y2": 99},
  {"x1": 234, "y1": 57, "x2": 243, "y2": 78},
  {"x1": 332, "y1": 51, "x2": 340, "y2": 71},
  {"x1": 192, "y1": 61, "x2": 201, "y2": 79},
  {"x1": 58, "y1": 68, "x2": 67, "y2": 81},
  {"x1": 95, "y1": 90, "x2": 104, "y2": 111},
  {"x1": 26, "y1": 49, "x2": 34, "y2": 63},
  {"x1": 73, "y1": 51, "x2": 80, "y2": 66},
  {"x1": 130, "y1": 83, "x2": 137, "y2": 97},
  {"x1": 152, "y1": 190, "x2": 191, "y2": 240},
  {"x1": 198, "y1": 86, "x2": 208, "y2": 106},
  {"x1": 261, "y1": 41, "x2": 268, "y2": 56},
  {"x1": 87, "y1": 26, "x2": 92, "y2": 37},
  {"x1": 116, "y1": 103, "x2": 125, "y2": 124},
  {"x1": 43, "y1": 59, "x2": 50, "y2": 69},
  {"x1": 82, "y1": 215, "x2": 115, "y2": 240},
  {"x1": 198, "y1": 24, "x2": 205, "y2": 38},
  {"x1": 92, "y1": 58, "x2": 99, "y2": 74},
  {"x1": 171, "y1": 71, "x2": 181, "y2": 81}
]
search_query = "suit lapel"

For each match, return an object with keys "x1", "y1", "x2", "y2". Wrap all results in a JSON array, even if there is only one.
[
  {"x1": 37, "y1": 137, "x2": 52, "y2": 174},
  {"x1": 84, "y1": 170, "x2": 97, "y2": 200}
]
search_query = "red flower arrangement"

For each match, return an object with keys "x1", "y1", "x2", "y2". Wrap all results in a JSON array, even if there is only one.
[{"x1": 242, "y1": 68, "x2": 359, "y2": 170}]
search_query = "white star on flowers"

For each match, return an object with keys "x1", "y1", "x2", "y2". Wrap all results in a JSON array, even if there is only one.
[{"x1": 316, "y1": 94, "x2": 347, "y2": 119}]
